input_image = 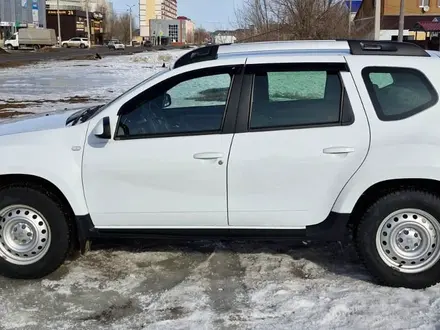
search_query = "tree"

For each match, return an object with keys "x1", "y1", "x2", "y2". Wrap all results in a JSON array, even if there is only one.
[
  {"x1": 194, "y1": 28, "x2": 210, "y2": 45},
  {"x1": 234, "y1": 0, "x2": 350, "y2": 42},
  {"x1": 111, "y1": 13, "x2": 131, "y2": 44}
]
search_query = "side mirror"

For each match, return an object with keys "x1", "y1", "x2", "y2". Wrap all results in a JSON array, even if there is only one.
[
  {"x1": 93, "y1": 116, "x2": 111, "y2": 139},
  {"x1": 163, "y1": 93, "x2": 172, "y2": 108}
]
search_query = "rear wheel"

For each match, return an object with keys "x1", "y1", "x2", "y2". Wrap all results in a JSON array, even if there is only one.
[
  {"x1": 33, "y1": 45, "x2": 40, "y2": 50},
  {"x1": 356, "y1": 190, "x2": 440, "y2": 289},
  {"x1": 80, "y1": 43, "x2": 85, "y2": 49},
  {"x1": 0, "y1": 186, "x2": 71, "y2": 279}
]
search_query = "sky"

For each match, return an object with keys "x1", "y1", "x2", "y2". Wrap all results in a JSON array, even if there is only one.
[{"x1": 111, "y1": 0, "x2": 240, "y2": 31}]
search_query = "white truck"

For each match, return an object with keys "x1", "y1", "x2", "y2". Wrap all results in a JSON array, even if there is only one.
[
  {"x1": 4, "y1": 28, "x2": 56, "y2": 50},
  {"x1": 2, "y1": 40, "x2": 440, "y2": 289}
]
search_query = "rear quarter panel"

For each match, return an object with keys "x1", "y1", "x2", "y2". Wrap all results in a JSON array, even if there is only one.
[{"x1": 333, "y1": 56, "x2": 440, "y2": 213}]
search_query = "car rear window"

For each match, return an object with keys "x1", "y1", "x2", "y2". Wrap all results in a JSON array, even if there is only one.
[{"x1": 362, "y1": 67, "x2": 438, "y2": 121}]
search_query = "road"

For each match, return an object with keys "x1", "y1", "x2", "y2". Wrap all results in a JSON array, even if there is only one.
[{"x1": 0, "y1": 46, "x2": 148, "y2": 66}]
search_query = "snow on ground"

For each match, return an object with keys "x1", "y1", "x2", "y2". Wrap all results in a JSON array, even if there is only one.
[
  {"x1": 1, "y1": 50, "x2": 440, "y2": 329},
  {"x1": 0, "y1": 49, "x2": 189, "y2": 114},
  {"x1": 1, "y1": 240, "x2": 440, "y2": 330}
]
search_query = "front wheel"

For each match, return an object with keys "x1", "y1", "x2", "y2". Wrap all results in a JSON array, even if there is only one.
[
  {"x1": 80, "y1": 43, "x2": 85, "y2": 49},
  {"x1": 356, "y1": 190, "x2": 440, "y2": 289},
  {"x1": 6, "y1": 44, "x2": 12, "y2": 50},
  {"x1": 0, "y1": 186, "x2": 71, "y2": 279}
]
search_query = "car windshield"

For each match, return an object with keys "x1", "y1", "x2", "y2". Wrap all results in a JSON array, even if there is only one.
[{"x1": 85, "y1": 69, "x2": 169, "y2": 120}]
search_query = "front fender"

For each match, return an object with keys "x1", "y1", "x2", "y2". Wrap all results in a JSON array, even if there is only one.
[{"x1": 0, "y1": 124, "x2": 90, "y2": 216}]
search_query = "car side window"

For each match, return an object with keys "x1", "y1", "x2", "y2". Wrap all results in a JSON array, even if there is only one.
[
  {"x1": 116, "y1": 69, "x2": 234, "y2": 138},
  {"x1": 166, "y1": 74, "x2": 231, "y2": 109},
  {"x1": 363, "y1": 67, "x2": 438, "y2": 121},
  {"x1": 249, "y1": 67, "x2": 350, "y2": 129}
]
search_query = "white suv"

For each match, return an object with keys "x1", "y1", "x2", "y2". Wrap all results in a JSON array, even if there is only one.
[
  {"x1": 0, "y1": 40, "x2": 439, "y2": 289},
  {"x1": 61, "y1": 37, "x2": 89, "y2": 48}
]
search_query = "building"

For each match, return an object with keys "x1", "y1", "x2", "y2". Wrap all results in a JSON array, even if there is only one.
[
  {"x1": 45, "y1": 0, "x2": 109, "y2": 13},
  {"x1": 344, "y1": 0, "x2": 362, "y2": 21},
  {"x1": 212, "y1": 30, "x2": 237, "y2": 44},
  {"x1": 139, "y1": 0, "x2": 178, "y2": 37},
  {"x1": 46, "y1": 9, "x2": 105, "y2": 44},
  {"x1": 149, "y1": 16, "x2": 194, "y2": 45},
  {"x1": 0, "y1": 0, "x2": 46, "y2": 41},
  {"x1": 355, "y1": 0, "x2": 440, "y2": 40}
]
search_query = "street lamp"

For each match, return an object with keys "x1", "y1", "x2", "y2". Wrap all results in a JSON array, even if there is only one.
[
  {"x1": 127, "y1": 4, "x2": 135, "y2": 46},
  {"x1": 85, "y1": 0, "x2": 91, "y2": 47},
  {"x1": 56, "y1": 0, "x2": 62, "y2": 46}
]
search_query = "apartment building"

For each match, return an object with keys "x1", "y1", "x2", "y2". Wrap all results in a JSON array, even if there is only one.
[{"x1": 139, "y1": 0, "x2": 178, "y2": 37}]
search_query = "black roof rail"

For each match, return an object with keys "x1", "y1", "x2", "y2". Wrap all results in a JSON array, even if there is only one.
[
  {"x1": 173, "y1": 43, "x2": 231, "y2": 69},
  {"x1": 341, "y1": 39, "x2": 430, "y2": 57}
]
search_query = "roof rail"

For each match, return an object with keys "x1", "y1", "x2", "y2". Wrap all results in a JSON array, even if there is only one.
[
  {"x1": 173, "y1": 44, "x2": 231, "y2": 69},
  {"x1": 344, "y1": 39, "x2": 430, "y2": 57}
]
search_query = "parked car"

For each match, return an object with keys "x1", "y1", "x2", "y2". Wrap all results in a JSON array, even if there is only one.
[
  {"x1": 61, "y1": 37, "x2": 89, "y2": 49},
  {"x1": 2, "y1": 40, "x2": 440, "y2": 289},
  {"x1": 108, "y1": 40, "x2": 125, "y2": 50}
]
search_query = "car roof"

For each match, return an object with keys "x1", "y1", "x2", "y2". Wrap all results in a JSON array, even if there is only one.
[{"x1": 173, "y1": 40, "x2": 434, "y2": 69}]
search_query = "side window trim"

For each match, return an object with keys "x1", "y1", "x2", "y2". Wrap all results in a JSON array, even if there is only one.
[
  {"x1": 362, "y1": 66, "x2": 439, "y2": 121},
  {"x1": 237, "y1": 63, "x2": 352, "y2": 133},
  {"x1": 113, "y1": 65, "x2": 244, "y2": 140}
]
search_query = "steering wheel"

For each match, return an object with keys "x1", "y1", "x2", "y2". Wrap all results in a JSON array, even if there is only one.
[
  {"x1": 117, "y1": 97, "x2": 172, "y2": 136},
  {"x1": 145, "y1": 98, "x2": 172, "y2": 133}
]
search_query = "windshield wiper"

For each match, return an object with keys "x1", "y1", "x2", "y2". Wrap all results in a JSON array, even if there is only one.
[{"x1": 66, "y1": 105, "x2": 103, "y2": 126}]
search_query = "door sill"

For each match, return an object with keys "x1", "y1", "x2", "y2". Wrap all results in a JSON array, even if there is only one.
[{"x1": 75, "y1": 211, "x2": 350, "y2": 251}]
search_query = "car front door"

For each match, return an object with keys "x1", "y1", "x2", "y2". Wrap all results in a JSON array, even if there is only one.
[
  {"x1": 82, "y1": 64, "x2": 244, "y2": 228},
  {"x1": 227, "y1": 57, "x2": 371, "y2": 227}
]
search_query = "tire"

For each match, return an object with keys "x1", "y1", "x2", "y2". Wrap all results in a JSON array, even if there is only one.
[
  {"x1": 33, "y1": 45, "x2": 40, "y2": 50},
  {"x1": 356, "y1": 189, "x2": 440, "y2": 289},
  {"x1": 0, "y1": 185, "x2": 71, "y2": 279},
  {"x1": 6, "y1": 44, "x2": 12, "y2": 50},
  {"x1": 62, "y1": 43, "x2": 68, "y2": 48},
  {"x1": 80, "y1": 44, "x2": 85, "y2": 49}
]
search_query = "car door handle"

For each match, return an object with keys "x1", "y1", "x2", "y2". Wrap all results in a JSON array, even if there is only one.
[
  {"x1": 193, "y1": 152, "x2": 224, "y2": 160},
  {"x1": 323, "y1": 147, "x2": 355, "y2": 154}
]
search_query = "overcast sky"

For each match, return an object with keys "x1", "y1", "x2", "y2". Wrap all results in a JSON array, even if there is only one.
[{"x1": 111, "y1": 0, "x2": 239, "y2": 31}]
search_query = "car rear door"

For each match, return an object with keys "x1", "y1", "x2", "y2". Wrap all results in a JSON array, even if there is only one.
[{"x1": 227, "y1": 56, "x2": 371, "y2": 227}]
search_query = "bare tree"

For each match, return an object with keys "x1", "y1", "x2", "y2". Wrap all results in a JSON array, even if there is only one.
[
  {"x1": 111, "y1": 13, "x2": 131, "y2": 44},
  {"x1": 235, "y1": 0, "x2": 350, "y2": 42},
  {"x1": 194, "y1": 28, "x2": 210, "y2": 45},
  {"x1": 186, "y1": 30, "x2": 194, "y2": 44}
]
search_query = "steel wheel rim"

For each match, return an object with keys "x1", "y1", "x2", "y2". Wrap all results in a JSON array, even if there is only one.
[
  {"x1": 376, "y1": 208, "x2": 440, "y2": 274},
  {"x1": 0, "y1": 205, "x2": 51, "y2": 265}
]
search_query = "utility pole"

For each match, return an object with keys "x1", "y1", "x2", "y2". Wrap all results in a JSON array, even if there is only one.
[
  {"x1": 348, "y1": 0, "x2": 353, "y2": 37},
  {"x1": 127, "y1": 4, "x2": 135, "y2": 46},
  {"x1": 56, "y1": 0, "x2": 62, "y2": 46},
  {"x1": 85, "y1": 0, "x2": 91, "y2": 47},
  {"x1": 397, "y1": 0, "x2": 405, "y2": 42},
  {"x1": 374, "y1": 0, "x2": 381, "y2": 40}
]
